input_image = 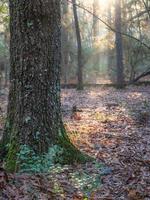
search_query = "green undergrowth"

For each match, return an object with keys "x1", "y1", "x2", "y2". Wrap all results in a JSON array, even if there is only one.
[
  {"x1": 11, "y1": 144, "x2": 102, "y2": 198},
  {"x1": 15, "y1": 143, "x2": 93, "y2": 173},
  {"x1": 16, "y1": 144, "x2": 62, "y2": 173},
  {"x1": 1, "y1": 140, "x2": 108, "y2": 198},
  {"x1": 2, "y1": 127, "x2": 93, "y2": 172},
  {"x1": 14, "y1": 145, "x2": 103, "y2": 198}
]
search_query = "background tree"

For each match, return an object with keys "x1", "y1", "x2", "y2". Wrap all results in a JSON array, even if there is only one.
[
  {"x1": 61, "y1": 0, "x2": 70, "y2": 85},
  {"x1": 92, "y1": 0, "x2": 101, "y2": 74},
  {"x1": 106, "y1": 2, "x2": 116, "y2": 82},
  {"x1": 0, "y1": 0, "x2": 9, "y2": 89},
  {"x1": 123, "y1": 0, "x2": 150, "y2": 83},
  {"x1": 115, "y1": 0, "x2": 124, "y2": 88},
  {"x1": 72, "y1": 0, "x2": 83, "y2": 90}
]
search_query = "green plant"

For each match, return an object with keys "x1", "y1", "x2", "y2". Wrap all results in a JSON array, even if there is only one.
[{"x1": 17, "y1": 144, "x2": 64, "y2": 173}]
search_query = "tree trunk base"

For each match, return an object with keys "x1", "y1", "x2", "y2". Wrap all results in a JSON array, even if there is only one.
[
  {"x1": 77, "y1": 85, "x2": 84, "y2": 90},
  {"x1": 1, "y1": 128, "x2": 93, "y2": 172},
  {"x1": 56, "y1": 128, "x2": 93, "y2": 164},
  {"x1": 5, "y1": 140, "x2": 18, "y2": 172}
]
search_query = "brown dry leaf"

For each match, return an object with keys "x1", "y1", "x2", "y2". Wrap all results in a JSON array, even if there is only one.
[
  {"x1": 128, "y1": 189, "x2": 144, "y2": 200},
  {"x1": 0, "y1": 168, "x2": 9, "y2": 190},
  {"x1": 71, "y1": 112, "x2": 82, "y2": 120}
]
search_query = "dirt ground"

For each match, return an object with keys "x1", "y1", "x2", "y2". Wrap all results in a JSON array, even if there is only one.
[{"x1": 0, "y1": 85, "x2": 150, "y2": 199}]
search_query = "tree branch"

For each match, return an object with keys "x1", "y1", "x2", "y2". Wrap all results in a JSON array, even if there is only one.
[{"x1": 131, "y1": 68, "x2": 150, "y2": 83}]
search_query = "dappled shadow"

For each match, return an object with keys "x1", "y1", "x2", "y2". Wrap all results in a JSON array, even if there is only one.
[{"x1": 61, "y1": 85, "x2": 150, "y2": 199}]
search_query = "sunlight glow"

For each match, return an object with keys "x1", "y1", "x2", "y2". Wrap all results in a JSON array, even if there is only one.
[
  {"x1": 98, "y1": 0, "x2": 111, "y2": 8},
  {"x1": 83, "y1": 0, "x2": 112, "y2": 8}
]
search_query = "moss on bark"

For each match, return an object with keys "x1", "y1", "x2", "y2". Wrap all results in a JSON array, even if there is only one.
[
  {"x1": 0, "y1": 121, "x2": 12, "y2": 166},
  {"x1": 3, "y1": 129, "x2": 92, "y2": 173},
  {"x1": 56, "y1": 128, "x2": 93, "y2": 164},
  {"x1": 1, "y1": 122, "x2": 19, "y2": 172},
  {"x1": 5, "y1": 140, "x2": 18, "y2": 172}
]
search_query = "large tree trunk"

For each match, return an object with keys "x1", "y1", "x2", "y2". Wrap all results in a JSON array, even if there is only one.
[
  {"x1": 72, "y1": 0, "x2": 83, "y2": 90},
  {"x1": 115, "y1": 0, "x2": 125, "y2": 88},
  {"x1": 1, "y1": 0, "x2": 89, "y2": 172}
]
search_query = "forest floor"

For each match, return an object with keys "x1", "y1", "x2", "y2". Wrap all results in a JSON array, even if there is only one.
[{"x1": 0, "y1": 85, "x2": 150, "y2": 200}]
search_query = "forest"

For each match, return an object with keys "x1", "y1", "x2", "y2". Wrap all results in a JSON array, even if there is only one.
[{"x1": 0, "y1": 0, "x2": 150, "y2": 199}]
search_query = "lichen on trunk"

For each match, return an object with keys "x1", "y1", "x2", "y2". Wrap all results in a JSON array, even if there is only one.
[{"x1": 0, "y1": 0, "x2": 92, "y2": 173}]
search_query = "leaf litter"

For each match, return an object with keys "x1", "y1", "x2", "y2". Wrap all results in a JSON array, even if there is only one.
[{"x1": 0, "y1": 85, "x2": 150, "y2": 199}]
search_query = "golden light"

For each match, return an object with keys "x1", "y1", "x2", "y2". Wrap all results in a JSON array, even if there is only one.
[
  {"x1": 83, "y1": 0, "x2": 112, "y2": 7},
  {"x1": 98, "y1": 0, "x2": 111, "y2": 8}
]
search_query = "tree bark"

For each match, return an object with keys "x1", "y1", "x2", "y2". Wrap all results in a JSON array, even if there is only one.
[{"x1": 1, "y1": 0, "x2": 90, "y2": 172}]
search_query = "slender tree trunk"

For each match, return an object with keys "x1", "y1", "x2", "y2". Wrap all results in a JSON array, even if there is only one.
[
  {"x1": 1, "y1": 0, "x2": 89, "y2": 172},
  {"x1": 72, "y1": 0, "x2": 83, "y2": 90},
  {"x1": 61, "y1": 0, "x2": 69, "y2": 84},
  {"x1": 107, "y1": 4, "x2": 113, "y2": 78},
  {"x1": 115, "y1": 0, "x2": 124, "y2": 88},
  {"x1": 93, "y1": 0, "x2": 100, "y2": 43},
  {"x1": 0, "y1": 61, "x2": 4, "y2": 90},
  {"x1": 92, "y1": 0, "x2": 100, "y2": 73},
  {"x1": 61, "y1": 28, "x2": 69, "y2": 84}
]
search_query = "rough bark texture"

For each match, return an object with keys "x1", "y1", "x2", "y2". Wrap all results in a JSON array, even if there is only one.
[
  {"x1": 115, "y1": 0, "x2": 124, "y2": 88},
  {"x1": 72, "y1": 0, "x2": 83, "y2": 90},
  {"x1": 1, "y1": 0, "x2": 90, "y2": 172}
]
